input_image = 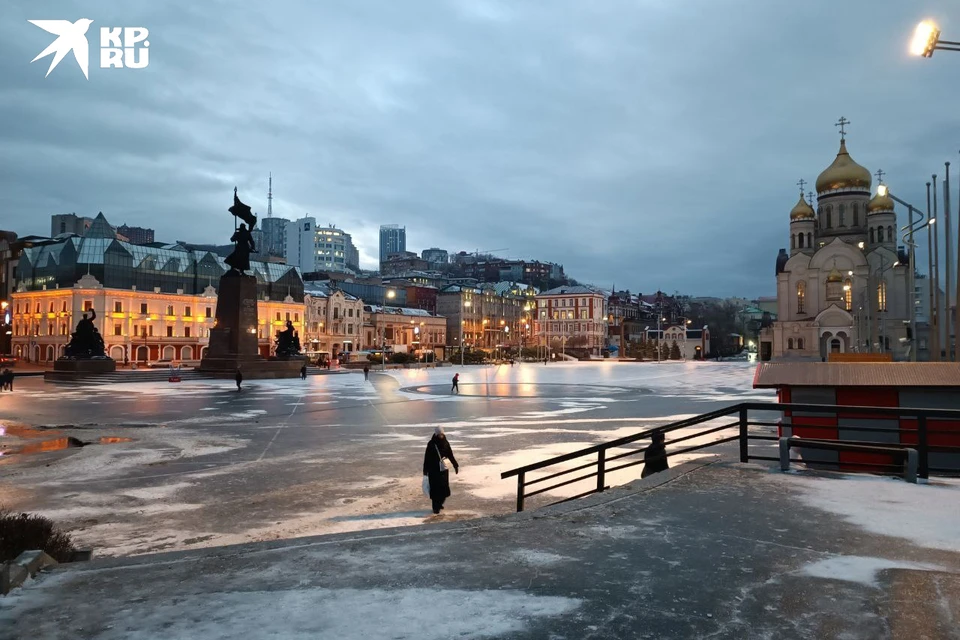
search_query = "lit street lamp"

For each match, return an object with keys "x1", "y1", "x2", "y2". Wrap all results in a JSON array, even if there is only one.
[{"x1": 910, "y1": 20, "x2": 960, "y2": 57}]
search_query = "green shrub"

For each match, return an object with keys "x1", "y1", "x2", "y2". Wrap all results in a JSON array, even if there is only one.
[{"x1": 0, "y1": 509, "x2": 76, "y2": 563}]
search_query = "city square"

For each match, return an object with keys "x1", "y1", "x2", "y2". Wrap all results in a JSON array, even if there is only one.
[
  {"x1": 4, "y1": 2, "x2": 960, "y2": 638},
  {"x1": 0, "y1": 361, "x2": 769, "y2": 557}
]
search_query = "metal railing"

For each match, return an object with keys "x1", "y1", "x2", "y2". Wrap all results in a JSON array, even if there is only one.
[{"x1": 501, "y1": 401, "x2": 960, "y2": 512}]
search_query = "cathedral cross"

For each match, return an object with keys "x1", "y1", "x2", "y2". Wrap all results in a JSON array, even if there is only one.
[
  {"x1": 835, "y1": 116, "x2": 850, "y2": 140},
  {"x1": 807, "y1": 191, "x2": 815, "y2": 204},
  {"x1": 797, "y1": 178, "x2": 807, "y2": 194},
  {"x1": 875, "y1": 168, "x2": 885, "y2": 184}
]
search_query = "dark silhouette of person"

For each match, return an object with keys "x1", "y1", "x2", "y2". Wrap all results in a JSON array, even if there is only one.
[
  {"x1": 451, "y1": 373, "x2": 459, "y2": 394},
  {"x1": 363, "y1": 365, "x2": 370, "y2": 381},
  {"x1": 235, "y1": 368, "x2": 243, "y2": 392},
  {"x1": 225, "y1": 223, "x2": 255, "y2": 274},
  {"x1": 422, "y1": 427, "x2": 459, "y2": 514},
  {"x1": 641, "y1": 431, "x2": 669, "y2": 478},
  {"x1": 300, "y1": 364, "x2": 307, "y2": 380}
]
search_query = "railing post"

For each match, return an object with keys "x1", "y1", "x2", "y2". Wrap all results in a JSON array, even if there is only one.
[
  {"x1": 516, "y1": 471, "x2": 525, "y2": 512},
  {"x1": 904, "y1": 448, "x2": 918, "y2": 484},
  {"x1": 917, "y1": 415, "x2": 929, "y2": 480},
  {"x1": 739, "y1": 406, "x2": 749, "y2": 462},
  {"x1": 779, "y1": 437, "x2": 791, "y2": 472},
  {"x1": 597, "y1": 449, "x2": 605, "y2": 493}
]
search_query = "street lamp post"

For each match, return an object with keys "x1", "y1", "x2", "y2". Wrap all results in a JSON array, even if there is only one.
[
  {"x1": 460, "y1": 297, "x2": 471, "y2": 366},
  {"x1": 887, "y1": 185, "x2": 930, "y2": 361}
]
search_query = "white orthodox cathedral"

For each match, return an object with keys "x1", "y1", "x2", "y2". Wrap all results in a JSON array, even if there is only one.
[{"x1": 760, "y1": 128, "x2": 910, "y2": 361}]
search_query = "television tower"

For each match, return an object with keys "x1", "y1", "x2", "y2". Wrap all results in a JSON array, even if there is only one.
[{"x1": 267, "y1": 172, "x2": 273, "y2": 218}]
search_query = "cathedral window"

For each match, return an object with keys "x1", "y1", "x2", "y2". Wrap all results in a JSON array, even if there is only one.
[
  {"x1": 797, "y1": 338, "x2": 805, "y2": 350},
  {"x1": 826, "y1": 206, "x2": 833, "y2": 228},
  {"x1": 877, "y1": 280, "x2": 887, "y2": 312},
  {"x1": 870, "y1": 228, "x2": 875, "y2": 244},
  {"x1": 887, "y1": 225, "x2": 894, "y2": 242},
  {"x1": 839, "y1": 204, "x2": 846, "y2": 226},
  {"x1": 877, "y1": 227, "x2": 884, "y2": 242},
  {"x1": 807, "y1": 232, "x2": 813, "y2": 247},
  {"x1": 844, "y1": 279, "x2": 852, "y2": 311},
  {"x1": 788, "y1": 338, "x2": 794, "y2": 350},
  {"x1": 797, "y1": 282, "x2": 806, "y2": 314},
  {"x1": 798, "y1": 234, "x2": 804, "y2": 248},
  {"x1": 853, "y1": 203, "x2": 859, "y2": 226}
]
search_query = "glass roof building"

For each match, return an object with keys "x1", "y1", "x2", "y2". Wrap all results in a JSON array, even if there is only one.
[{"x1": 17, "y1": 213, "x2": 304, "y2": 302}]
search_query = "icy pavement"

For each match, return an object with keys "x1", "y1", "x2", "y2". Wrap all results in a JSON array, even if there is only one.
[
  {"x1": 0, "y1": 361, "x2": 772, "y2": 557},
  {"x1": 3, "y1": 462, "x2": 958, "y2": 640}
]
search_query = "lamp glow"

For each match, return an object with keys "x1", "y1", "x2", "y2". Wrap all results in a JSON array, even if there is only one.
[
  {"x1": 911, "y1": 20, "x2": 940, "y2": 57},
  {"x1": 877, "y1": 184, "x2": 888, "y2": 196}
]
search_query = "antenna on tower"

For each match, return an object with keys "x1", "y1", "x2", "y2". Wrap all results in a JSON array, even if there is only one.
[{"x1": 267, "y1": 172, "x2": 273, "y2": 218}]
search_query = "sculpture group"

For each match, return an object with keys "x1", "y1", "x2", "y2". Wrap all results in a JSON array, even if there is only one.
[{"x1": 63, "y1": 308, "x2": 107, "y2": 359}]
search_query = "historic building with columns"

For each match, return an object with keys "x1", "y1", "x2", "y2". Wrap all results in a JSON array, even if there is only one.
[{"x1": 760, "y1": 127, "x2": 911, "y2": 361}]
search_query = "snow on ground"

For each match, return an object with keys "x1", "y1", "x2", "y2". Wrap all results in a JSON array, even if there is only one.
[
  {"x1": 787, "y1": 474, "x2": 960, "y2": 553},
  {"x1": 799, "y1": 555, "x2": 946, "y2": 587}
]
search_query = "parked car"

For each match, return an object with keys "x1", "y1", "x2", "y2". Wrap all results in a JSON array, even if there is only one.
[
  {"x1": 148, "y1": 359, "x2": 177, "y2": 368},
  {"x1": 0, "y1": 355, "x2": 16, "y2": 367}
]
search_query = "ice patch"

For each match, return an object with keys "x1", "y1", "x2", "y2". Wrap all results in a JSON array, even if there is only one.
[
  {"x1": 800, "y1": 555, "x2": 945, "y2": 587},
  {"x1": 54, "y1": 587, "x2": 581, "y2": 640},
  {"x1": 509, "y1": 550, "x2": 570, "y2": 566}
]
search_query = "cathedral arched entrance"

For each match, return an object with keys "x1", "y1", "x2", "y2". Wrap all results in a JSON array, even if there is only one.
[{"x1": 818, "y1": 330, "x2": 850, "y2": 358}]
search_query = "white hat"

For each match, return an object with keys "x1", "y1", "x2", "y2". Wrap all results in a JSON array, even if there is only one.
[{"x1": 434, "y1": 426, "x2": 444, "y2": 436}]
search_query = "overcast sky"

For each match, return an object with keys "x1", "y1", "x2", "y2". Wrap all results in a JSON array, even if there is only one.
[{"x1": 3, "y1": 1, "x2": 960, "y2": 297}]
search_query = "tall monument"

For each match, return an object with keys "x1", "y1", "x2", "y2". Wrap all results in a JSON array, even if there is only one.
[{"x1": 199, "y1": 189, "x2": 305, "y2": 378}]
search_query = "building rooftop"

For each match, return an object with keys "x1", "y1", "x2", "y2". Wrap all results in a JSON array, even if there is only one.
[
  {"x1": 537, "y1": 285, "x2": 603, "y2": 296},
  {"x1": 753, "y1": 362, "x2": 960, "y2": 388}
]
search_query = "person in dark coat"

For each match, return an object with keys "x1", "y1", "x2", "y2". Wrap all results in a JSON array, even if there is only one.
[
  {"x1": 235, "y1": 368, "x2": 243, "y2": 392},
  {"x1": 300, "y1": 364, "x2": 307, "y2": 380},
  {"x1": 451, "y1": 373, "x2": 459, "y2": 394},
  {"x1": 641, "y1": 430, "x2": 669, "y2": 478},
  {"x1": 423, "y1": 427, "x2": 459, "y2": 514},
  {"x1": 363, "y1": 365, "x2": 370, "y2": 381}
]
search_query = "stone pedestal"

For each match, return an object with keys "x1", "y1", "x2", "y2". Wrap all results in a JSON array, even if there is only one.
[
  {"x1": 45, "y1": 357, "x2": 117, "y2": 381},
  {"x1": 199, "y1": 273, "x2": 304, "y2": 379}
]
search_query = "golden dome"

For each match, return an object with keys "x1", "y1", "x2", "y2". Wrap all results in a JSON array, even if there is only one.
[
  {"x1": 790, "y1": 194, "x2": 815, "y2": 221},
  {"x1": 867, "y1": 190, "x2": 895, "y2": 213},
  {"x1": 816, "y1": 140, "x2": 872, "y2": 193},
  {"x1": 826, "y1": 267, "x2": 843, "y2": 283}
]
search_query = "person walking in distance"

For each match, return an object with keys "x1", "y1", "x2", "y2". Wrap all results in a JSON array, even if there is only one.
[
  {"x1": 235, "y1": 368, "x2": 243, "y2": 392},
  {"x1": 300, "y1": 364, "x2": 307, "y2": 381},
  {"x1": 451, "y1": 372, "x2": 459, "y2": 394},
  {"x1": 363, "y1": 365, "x2": 370, "y2": 381},
  {"x1": 422, "y1": 427, "x2": 459, "y2": 514}
]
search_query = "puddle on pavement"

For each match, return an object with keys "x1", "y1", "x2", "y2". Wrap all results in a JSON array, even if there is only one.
[
  {"x1": 0, "y1": 424, "x2": 60, "y2": 439},
  {"x1": 0, "y1": 430, "x2": 133, "y2": 458}
]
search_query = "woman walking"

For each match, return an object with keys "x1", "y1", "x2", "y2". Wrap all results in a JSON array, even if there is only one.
[{"x1": 422, "y1": 427, "x2": 459, "y2": 514}]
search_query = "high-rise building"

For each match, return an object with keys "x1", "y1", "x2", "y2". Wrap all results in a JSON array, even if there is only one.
[
  {"x1": 285, "y1": 217, "x2": 359, "y2": 275},
  {"x1": 51, "y1": 213, "x2": 94, "y2": 237},
  {"x1": 116, "y1": 224, "x2": 155, "y2": 245},
  {"x1": 379, "y1": 224, "x2": 406, "y2": 263},
  {"x1": 259, "y1": 217, "x2": 289, "y2": 257},
  {"x1": 341, "y1": 230, "x2": 361, "y2": 273}
]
